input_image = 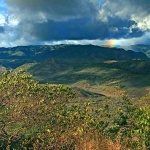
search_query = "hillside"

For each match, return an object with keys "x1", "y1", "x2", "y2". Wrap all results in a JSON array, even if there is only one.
[
  {"x1": 121, "y1": 44, "x2": 150, "y2": 58},
  {"x1": 0, "y1": 44, "x2": 148, "y2": 69},
  {"x1": 0, "y1": 45, "x2": 150, "y2": 149},
  {"x1": 0, "y1": 44, "x2": 149, "y2": 100},
  {"x1": 0, "y1": 69, "x2": 149, "y2": 150},
  {"x1": 19, "y1": 59, "x2": 150, "y2": 100},
  {"x1": 0, "y1": 65, "x2": 7, "y2": 74}
]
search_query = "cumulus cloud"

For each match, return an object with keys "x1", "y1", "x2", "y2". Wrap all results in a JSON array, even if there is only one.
[
  {"x1": 0, "y1": 14, "x2": 6, "y2": 26},
  {"x1": 99, "y1": 0, "x2": 150, "y2": 30},
  {"x1": 0, "y1": 0, "x2": 150, "y2": 47}
]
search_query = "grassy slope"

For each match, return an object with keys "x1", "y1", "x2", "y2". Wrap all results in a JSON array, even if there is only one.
[
  {"x1": 0, "y1": 65, "x2": 7, "y2": 74},
  {"x1": 0, "y1": 44, "x2": 149, "y2": 102},
  {"x1": 20, "y1": 59, "x2": 150, "y2": 102}
]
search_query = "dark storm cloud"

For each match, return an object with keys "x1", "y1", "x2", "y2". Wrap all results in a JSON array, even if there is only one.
[
  {"x1": 5, "y1": 0, "x2": 98, "y2": 21},
  {"x1": 2, "y1": 0, "x2": 150, "y2": 46},
  {"x1": 19, "y1": 17, "x2": 144, "y2": 41}
]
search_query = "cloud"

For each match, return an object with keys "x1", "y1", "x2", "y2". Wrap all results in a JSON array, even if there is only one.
[
  {"x1": 5, "y1": 0, "x2": 98, "y2": 22},
  {"x1": 1, "y1": 0, "x2": 150, "y2": 47},
  {"x1": 0, "y1": 14, "x2": 6, "y2": 26},
  {"x1": 0, "y1": 26, "x2": 5, "y2": 33},
  {"x1": 99, "y1": 0, "x2": 150, "y2": 30},
  {"x1": 44, "y1": 32, "x2": 150, "y2": 47},
  {"x1": 16, "y1": 16, "x2": 144, "y2": 42}
]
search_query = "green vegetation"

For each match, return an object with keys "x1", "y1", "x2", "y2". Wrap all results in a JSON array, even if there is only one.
[
  {"x1": 0, "y1": 45, "x2": 150, "y2": 149},
  {"x1": 0, "y1": 70, "x2": 149, "y2": 150},
  {"x1": 23, "y1": 59, "x2": 150, "y2": 99},
  {"x1": 0, "y1": 44, "x2": 148, "y2": 69},
  {"x1": 0, "y1": 65, "x2": 7, "y2": 74}
]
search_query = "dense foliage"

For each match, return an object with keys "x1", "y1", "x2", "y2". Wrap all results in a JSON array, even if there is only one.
[
  {"x1": 0, "y1": 70, "x2": 76, "y2": 149},
  {"x1": 0, "y1": 70, "x2": 149, "y2": 149}
]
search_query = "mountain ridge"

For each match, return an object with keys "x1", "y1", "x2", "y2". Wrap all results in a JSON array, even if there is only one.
[
  {"x1": 119, "y1": 44, "x2": 150, "y2": 58},
  {"x1": 0, "y1": 44, "x2": 148, "y2": 69}
]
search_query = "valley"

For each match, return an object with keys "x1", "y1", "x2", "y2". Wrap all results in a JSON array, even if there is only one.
[
  {"x1": 1, "y1": 45, "x2": 150, "y2": 101},
  {"x1": 0, "y1": 44, "x2": 150, "y2": 149}
]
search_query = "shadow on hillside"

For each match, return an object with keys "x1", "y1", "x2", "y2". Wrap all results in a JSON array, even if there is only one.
[
  {"x1": 28, "y1": 59, "x2": 150, "y2": 88},
  {"x1": 73, "y1": 87, "x2": 105, "y2": 98}
]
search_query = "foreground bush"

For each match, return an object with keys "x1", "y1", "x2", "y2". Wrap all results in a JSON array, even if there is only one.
[
  {"x1": 0, "y1": 70, "x2": 149, "y2": 150},
  {"x1": 0, "y1": 70, "x2": 107, "y2": 149},
  {"x1": 0, "y1": 70, "x2": 76, "y2": 149}
]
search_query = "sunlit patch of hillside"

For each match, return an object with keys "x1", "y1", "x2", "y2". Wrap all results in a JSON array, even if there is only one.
[{"x1": 19, "y1": 59, "x2": 150, "y2": 100}]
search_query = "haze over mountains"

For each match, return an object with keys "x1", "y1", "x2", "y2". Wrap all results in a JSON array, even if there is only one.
[{"x1": 119, "y1": 44, "x2": 150, "y2": 58}]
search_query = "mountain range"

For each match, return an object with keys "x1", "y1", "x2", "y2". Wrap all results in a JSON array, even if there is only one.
[
  {"x1": 0, "y1": 44, "x2": 149, "y2": 69},
  {"x1": 0, "y1": 44, "x2": 150, "y2": 105},
  {"x1": 119, "y1": 44, "x2": 150, "y2": 58}
]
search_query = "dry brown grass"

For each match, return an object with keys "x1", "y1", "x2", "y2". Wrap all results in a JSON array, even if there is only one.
[{"x1": 74, "y1": 133, "x2": 129, "y2": 150}]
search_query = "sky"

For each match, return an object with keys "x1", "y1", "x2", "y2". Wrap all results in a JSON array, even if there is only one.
[{"x1": 0, "y1": 0, "x2": 150, "y2": 47}]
